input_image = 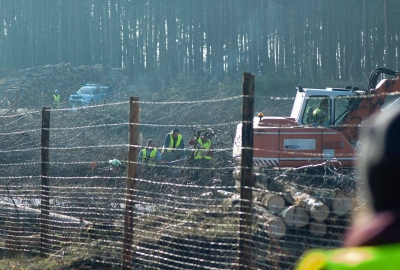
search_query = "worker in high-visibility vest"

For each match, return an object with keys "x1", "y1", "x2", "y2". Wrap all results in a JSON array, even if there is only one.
[
  {"x1": 313, "y1": 98, "x2": 330, "y2": 127},
  {"x1": 296, "y1": 108, "x2": 400, "y2": 270},
  {"x1": 162, "y1": 128, "x2": 184, "y2": 162},
  {"x1": 187, "y1": 131, "x2": 214, "y2": 181},
  {"x1": 53, "y1": 89, "x2": 61, "y2": 107},
  {"x1": 190, "y1": 132, "x2": 213, "y2": 160},
  {"x1": 138, "y1": 139, "x2": 161, "y2": 166}
]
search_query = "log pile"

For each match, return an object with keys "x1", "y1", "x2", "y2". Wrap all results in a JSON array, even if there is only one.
[{"x1": 228, "y1": 162, "x2": 357, "y2": 239}]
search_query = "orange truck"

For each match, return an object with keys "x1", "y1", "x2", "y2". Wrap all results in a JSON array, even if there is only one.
[{"x1": 233, "y1": 68, "x2": 400, "y2": 168}]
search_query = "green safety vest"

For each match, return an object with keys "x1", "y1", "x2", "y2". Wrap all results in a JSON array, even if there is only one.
[
  {"x1": 141, "y1": 148, "x2": 157, "y2": 166},
  {"x1": 53, "y1": 94, "x2": 60, "y2": 105},
  {"x1": 163, "y1": 133, "x2": 182, "y2": 153},
  {"x1": 194, "y1": 138, "x2": 211, "y2": 160},
  {"x1": 313, "y1": 107, "x2": 328, "y2": 126},
  {"x1": 296, "y1": 242, "x2": 400, "y2": 270}
]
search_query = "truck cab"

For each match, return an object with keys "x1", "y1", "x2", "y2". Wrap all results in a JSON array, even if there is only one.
[{"x1": 290, "y1": 86, "x2": 361, "y2": 128}]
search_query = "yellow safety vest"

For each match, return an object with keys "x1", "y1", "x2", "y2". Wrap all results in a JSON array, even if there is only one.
[
  {"x1": 163, "y1": 133, "x2": 182, "y2": 153},
  {"x1": 296, "y1": 242, "x2": 400, "y2": 270},
  {"x1": 313, "y1": 107, "x2": 328, "y2": 126},
  {"x1": 141, "y1": 148, "x2": 157, "y2": 166},
  {"x1": 53, "y1": 94, "x2": 60, "y2": 105},
  {"x1": 194, "y1": 138, "x2": 211, "y2": 160}
]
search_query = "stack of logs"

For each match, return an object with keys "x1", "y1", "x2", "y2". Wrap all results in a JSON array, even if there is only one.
[{"x1": 224, "y1": 162, "x2": 356, "y2": 239}]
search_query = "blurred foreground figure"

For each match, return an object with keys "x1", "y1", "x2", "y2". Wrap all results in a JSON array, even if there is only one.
[{"x1": 296, "y1": 108, "x2": 400, "y2": 269}]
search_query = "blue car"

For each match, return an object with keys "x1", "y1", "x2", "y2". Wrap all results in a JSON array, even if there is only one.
[{"x1": 69, "y1": 84, "x2": 113, "y2": 107}]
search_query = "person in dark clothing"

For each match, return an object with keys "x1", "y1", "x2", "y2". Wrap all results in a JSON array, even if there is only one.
[
  {"x1": 296, "y1": 108, "x2": 400, "y2": 269},
  {"x1": 258, "y1": 63, "x2": 266, "y2": 76}
]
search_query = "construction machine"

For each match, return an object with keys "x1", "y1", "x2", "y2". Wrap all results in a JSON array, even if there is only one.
[{"x1": 233, "y1": 68, "x2": 400, "y2": 168}]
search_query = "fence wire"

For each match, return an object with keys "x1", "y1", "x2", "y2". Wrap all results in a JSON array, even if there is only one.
[{"x1": 0, "y1": 95, "x2": 361, "y2": 269}]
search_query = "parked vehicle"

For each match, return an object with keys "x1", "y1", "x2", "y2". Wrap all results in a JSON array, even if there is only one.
[
  {"x1": 233, "y1": 68, "x2": 400, "y2": 169},
  {"x1": 69, "y1": 84, "x2": 113, "y2": 107}
]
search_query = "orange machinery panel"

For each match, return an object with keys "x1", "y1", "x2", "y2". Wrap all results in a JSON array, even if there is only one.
[
  {"x1": 254, "y1": 125, "x2": 357, "y2": 168},
  {"x1": 320, "y1": 128, "x2": 357, "y2": 167},
  {"x1": 278, "y1": 126, "x2": 322, "y2": 167},
  {"x1": 253, "y1": 127, "x2": 280, "y2": 167}
]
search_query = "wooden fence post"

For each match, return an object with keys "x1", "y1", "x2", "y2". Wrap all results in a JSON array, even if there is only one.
[
  {"x1": 122, "y1": 97, "x2": 139, "y2": 269},
  {"x1": 239, "y1": 73, "x2": 254, "y2": 269},
  {"x1": 40, "y1": 107, "x2": 50, "y2": 255}
]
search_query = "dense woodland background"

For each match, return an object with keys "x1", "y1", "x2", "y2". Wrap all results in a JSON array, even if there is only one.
[
  {"x1": 0, "y1": 1, "x2": 390, "y2": 269},
  {"x1": 0, "y1": 0, "x2": 398, "y2": 88}
]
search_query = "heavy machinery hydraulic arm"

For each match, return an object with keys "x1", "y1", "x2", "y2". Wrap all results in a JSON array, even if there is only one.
[{"x1": 337, "y1": 68, "x2": 400, "y2": 146}]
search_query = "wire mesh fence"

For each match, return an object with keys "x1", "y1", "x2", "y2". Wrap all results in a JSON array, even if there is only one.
[{"x1": 0, "y1": 88, "x2": 361, "y2": 269}]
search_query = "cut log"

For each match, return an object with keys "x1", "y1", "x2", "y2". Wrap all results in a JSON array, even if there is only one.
[
  {"x1": 255, "y1": 191, "x2": 285, "y2": 213},
  {"x1": 332, "y1": 189, "x2": 356, "y2": 216},
  {"x1": 283, "y1": 184, "x2": 329, "y2": 222},
  {"x1": 308, "y1": 188, "x2": 355, "y2": 216},
  {"x1": 279, "y1": 205, "x2": 309, "y2": 228},
  {"x1": 263, "y1": 215, "x2": 286, "y2": 239},
  {"x1": 309, "y1": 221, "x2": 327, "y2": 237},
  {"x1": 253, "y1": 204, "x2": 286, "y2": 239},
  {"x1": 305, "y1": 200, "x2": 330, "y2": 222},
  {"x1": 222, "y1": 196, "x2": 287, "y2": 238}
]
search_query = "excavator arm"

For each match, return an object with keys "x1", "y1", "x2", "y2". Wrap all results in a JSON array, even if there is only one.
[{"x1": 337, "y1": 68, "x2": 400, "y2": 146}]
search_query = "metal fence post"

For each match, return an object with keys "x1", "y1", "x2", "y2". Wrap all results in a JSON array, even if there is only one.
[
  {"x1": 239, "y1": 73, "x2": 254, "y2": 269},
  {"x1": 122, "y1": 97, "x2": 139, "y2": 269},
  {"x1": 40, "y1": 107, "x2": 50, "y2": 255}
]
